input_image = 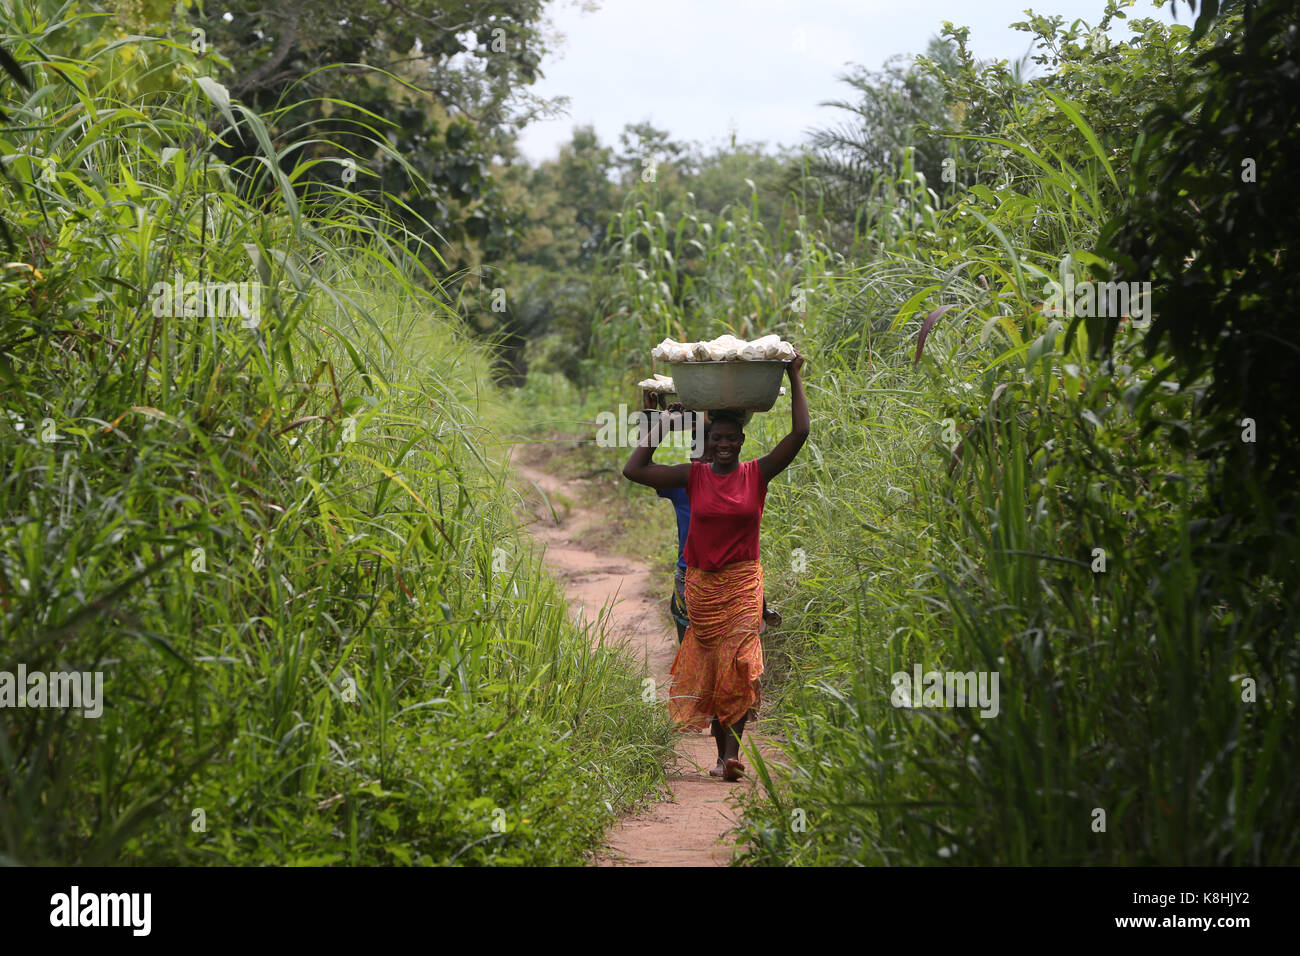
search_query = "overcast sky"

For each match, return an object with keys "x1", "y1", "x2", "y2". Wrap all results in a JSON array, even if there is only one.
[{"x1": 516, "y1": 0, "x2": 1186, "y2": 164}]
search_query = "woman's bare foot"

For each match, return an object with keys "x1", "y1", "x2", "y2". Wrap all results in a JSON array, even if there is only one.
[
  {"x1": 723, "y1": 758, "x2": 745, "y2": 782},
  {"x1": 709, "y1": 761, "x2": 726, "y2": 778}
]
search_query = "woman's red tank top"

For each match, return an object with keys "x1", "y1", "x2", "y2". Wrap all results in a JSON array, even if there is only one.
[{"x1": 684, "y1": 459, "x2": 768, "y2": 571}]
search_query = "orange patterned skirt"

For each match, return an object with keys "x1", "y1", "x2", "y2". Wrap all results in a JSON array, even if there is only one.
[{"x1": 667, "y1": 559, "x2": 764, "y2": 731}]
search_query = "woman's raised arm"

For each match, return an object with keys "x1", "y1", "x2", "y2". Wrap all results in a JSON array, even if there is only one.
[
  {"x1": 757, "y1": 353, "x2": 810, "y2": 484},
  {"x1": 622, "y1": 407, "x2": 690, "y2": 490}
]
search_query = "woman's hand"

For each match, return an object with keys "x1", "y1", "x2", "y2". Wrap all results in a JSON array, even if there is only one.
[
  {"x1": 663, "y1": 401, "x2": 685, "y2": 431},
  {"x1": 788, "y1": 352, "x2": 805, "y2": 380}
]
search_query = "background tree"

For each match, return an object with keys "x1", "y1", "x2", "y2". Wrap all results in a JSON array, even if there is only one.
[
  {"x1": 614, "y1": 120, "x2": 693, "y2": 191},
  {"x1": 186, "y1": 0, "x2": 567, "y2": 274},
  {"x1": 803, "y1": 36, "x2": 965, "y2": 231},
  {"x1": 1102, "y1": 0, "x2": 1299, "y2": 586}
]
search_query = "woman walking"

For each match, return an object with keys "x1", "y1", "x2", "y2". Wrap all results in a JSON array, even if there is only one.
[
  {"x1": 623, "y1": 354, "x2": 809, "y2": 780},
  {"x1": 639, "y1": 393, "x2": 783, "y2": 644}
]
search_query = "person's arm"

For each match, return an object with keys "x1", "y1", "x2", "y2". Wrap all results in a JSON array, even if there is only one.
[
  {"x1": 623, "y1": 404, "x2": 690, "y2": 490},
  {"x1": 757, "y1": 353, "x2": 809, "y2": 484}
]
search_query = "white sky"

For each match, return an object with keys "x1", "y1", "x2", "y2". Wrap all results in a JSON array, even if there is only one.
[{"x1": 517, "y1": 0, "x2": 1187, "y2": 163}]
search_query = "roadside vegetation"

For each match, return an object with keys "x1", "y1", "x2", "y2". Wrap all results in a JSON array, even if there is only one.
[{"x1": 0, "y1": 0, "x2": 671, "y2": 866}]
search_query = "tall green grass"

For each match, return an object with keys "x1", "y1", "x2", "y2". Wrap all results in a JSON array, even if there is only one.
[
  {"x1": 0, "y1": 0, "x2": 672, "y2": 865},
  {"x1": 731, "y1": 105, "x2": 1298, "y2": 864},
  {"x1": 737, "y1": 303, "x2": 1296, "y2": 863}
]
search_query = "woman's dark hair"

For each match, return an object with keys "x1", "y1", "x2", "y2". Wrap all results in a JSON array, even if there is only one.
[{"x1": 708, "y1": 409, "x2": 746, "y2": 432}]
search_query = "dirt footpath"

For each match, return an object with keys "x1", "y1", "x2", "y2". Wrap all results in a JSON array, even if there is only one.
[{"x1": 511, "y1": 443, "x2": 768, "y2": 866}]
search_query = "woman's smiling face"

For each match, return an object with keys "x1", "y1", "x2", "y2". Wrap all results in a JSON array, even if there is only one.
[{"x1": 707, "y1": 420, "x2": 744, "y2": 466}]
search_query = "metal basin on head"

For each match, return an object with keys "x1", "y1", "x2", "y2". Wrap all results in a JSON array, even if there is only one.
[{"x1": 668, "y1": 360, "x2": 787, "y2": 412}]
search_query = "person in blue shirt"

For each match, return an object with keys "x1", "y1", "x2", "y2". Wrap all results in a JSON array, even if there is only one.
[
  {"x1": 642, "y1": 394, "x2": 779, "y2": 643},
  {"x1": 658, "y1": 479, "x2": 693, "y2": 643}
]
